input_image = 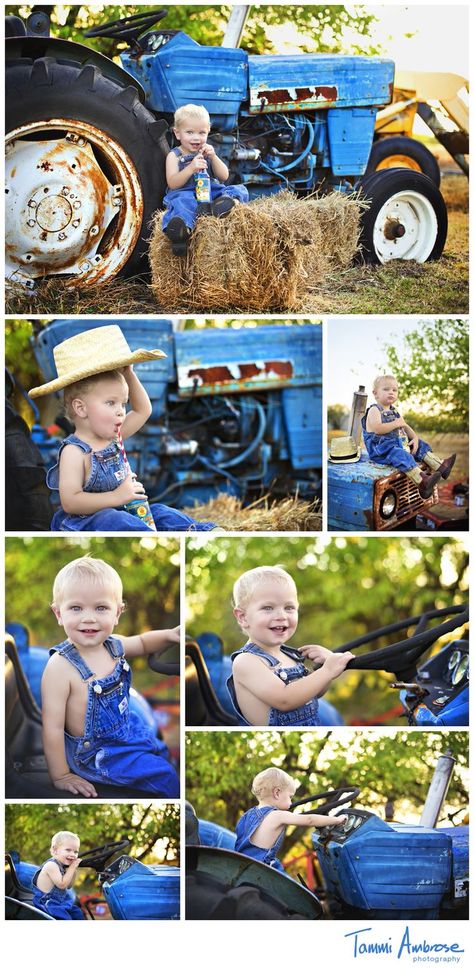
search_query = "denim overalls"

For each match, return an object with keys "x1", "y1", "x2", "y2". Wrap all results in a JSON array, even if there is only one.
[
  {"x1": 226, "y1": 642, "x2": 320, "y2": 726},
  {"x1": 235, "y1": 806, "x2": 285, "y2": 872},
  {"x1": 361, "y1": 404, "x2": 432, "y2": 472},
  {"x1": 32, "y1": 858, "x2": 85, "y2": 920},
  {"x1": 46, "y1": 434, "x2": 216, "y2": 532},
  {"x1": 50, "y1": 636, "x2": 179, "y2": 796},
  {"x1": 162, "y1": 148, "x2": 249, "y2": 231}
]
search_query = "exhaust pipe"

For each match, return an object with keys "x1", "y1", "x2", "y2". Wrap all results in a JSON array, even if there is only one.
[{"x1": 419, "y1": 749, "x2": 455, "y2": 828}]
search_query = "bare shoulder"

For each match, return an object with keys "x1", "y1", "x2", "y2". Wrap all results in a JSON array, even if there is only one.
[
  {"x1": 59, "y1": 443, "x2": 85, "y2": 468},
  {"x1": 43, "y1": 652, "x2": 72, "y2": 689}
]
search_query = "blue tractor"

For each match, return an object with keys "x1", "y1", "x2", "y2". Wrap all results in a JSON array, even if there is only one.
[
  {"x1": 186, "y1": 606, "x2": 469, "y2": 728},
  {"x1": 5, "y1": 7, "x2": 448, "y2": 288},
  {"x1": 6, "y1": 840, "x2": 180, "y2": 920},
  {"x1": 186, "y1": 755, "x2": 469, "y2": 920},
  {"x1": 7, "y1": 318, "x2": 321, "y2": 521}
]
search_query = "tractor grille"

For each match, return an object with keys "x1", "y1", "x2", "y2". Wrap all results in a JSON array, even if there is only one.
[{"x1": 374, "y1": 472, "x2": 437, "y2": 530}]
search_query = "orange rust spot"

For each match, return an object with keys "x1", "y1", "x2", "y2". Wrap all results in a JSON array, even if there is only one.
[{"x1": 187, "y1": 360, "x2": 293, "y2": 384}]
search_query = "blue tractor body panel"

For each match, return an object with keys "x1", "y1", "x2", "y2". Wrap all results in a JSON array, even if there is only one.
[
  {"x1": 400, "y1": 641, "x2": 469, "y2": 727},
  {"x1": 328, "y1": 457, "x2": 389, "y2": 530},
  {"x1": 438, "y1": 826, "x2": 469, "y2": 904},
  {"x1": 314, "y1": 813, "x2": 452, "y2": 918},
  {"x1": 198, "y1": 819, "x2": 237, "y2": 851},
  {"x1": 247, "y1": 54, "x2": 393, "y2": 113},
  {"x1": 122, "y1": 33, "x2": 248, "y2": 129},
  {"x1": 104, "y1": 860, "x2": 180, "y2": 920}
]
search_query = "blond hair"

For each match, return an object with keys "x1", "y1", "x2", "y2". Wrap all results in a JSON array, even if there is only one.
[
  {"x1": 52, "y1": 556, "x2": 123, "y2": 607},
  {"x1": 233, "y1": 566, "x2": 297, "y2": 612},
  {"x1": 252, "y1": 767, "x2": 297, "y2": 800},
  {"x1": 173, "y1": 103, "x2": 210, "y2": 131},
  {"x1": 51, "y1": 831, "x2": 80, "y2": 852},
  {"x1": 372, "y1": 373, "x2": 398, "y2": 394},
  {"x1": 63, "y1": 370, "x2": 127, "y2": 421}
]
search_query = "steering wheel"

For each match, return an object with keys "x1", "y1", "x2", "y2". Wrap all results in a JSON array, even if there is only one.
[
  {"x1": 332, "y1": 605, "x2": 468, "y2": 678},
  {"x1": 78, "y1": 839, "x2": 131, "y2": 871},
  {"x1": 148, "y1": 640, "x2": 180, "y2": 676},
  {"x1": 85, "y1": 9, "x2": 168, "y2": 44},
  {"x1": 291, "y1": 786, "x2": 361, "y2": 816}
]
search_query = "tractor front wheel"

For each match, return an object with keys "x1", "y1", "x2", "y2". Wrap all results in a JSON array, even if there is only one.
[{"x1": 358, "y1": 169, "x2": 447, "y2": 263}]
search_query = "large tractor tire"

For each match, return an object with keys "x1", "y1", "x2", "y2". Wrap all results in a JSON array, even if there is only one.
[
  {"x1": 367, "y1": 135, "x2": 441, "y2": 187},
  {"x1": 358, "y1": 169, "x2": 447, "y2": 263},
  {"x1": 5, "y1": 56, "x2": 167, "y2": 288},
  {"x1": 186, "y1": 870, "x2": 319, "y2": 920}
]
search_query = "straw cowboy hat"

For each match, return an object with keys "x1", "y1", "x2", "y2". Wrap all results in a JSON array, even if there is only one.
[
  {"x1": 328, "y1": 435, "x2": 361, "y2": 463},
  {"x1": 28, "y1": 325, "x2": 166, "y2": 398}
]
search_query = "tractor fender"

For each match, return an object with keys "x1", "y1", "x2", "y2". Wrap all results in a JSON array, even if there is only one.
[{"x1": 6, "y1": 35, "x2": 145, "y2": 99}]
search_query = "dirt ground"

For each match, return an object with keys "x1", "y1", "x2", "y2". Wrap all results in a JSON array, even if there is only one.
[{"x1": 5, "y1": 172, "x2": 468, "y2": 318}]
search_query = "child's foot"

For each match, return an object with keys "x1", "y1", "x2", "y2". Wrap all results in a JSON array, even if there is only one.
[
  {"x1": 196, "y1": 202, "x2": 212, "y2": 217},
  {"x1": 164, "y1": 217, "x2": 191, "y2": 256},
  {"x1": 418, "y1": 469, "x2": 442, "y2": 499},
  {"x1": 438, "y1": 453, "x2": 457, "y2": 479},
  {"x1": 210, "y1": 196, "x2": 237, "y2": 218}
]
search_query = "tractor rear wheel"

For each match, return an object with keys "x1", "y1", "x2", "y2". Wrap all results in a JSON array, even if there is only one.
[
  {"x1": 5, "y1": 56, "x2": 167, "y2": 288},
  {"x1": 186, "y1": 870, "x2": 320, "y2": 920},
  {"x1": 358, "y1": 169, "x2": 447, "y2": 263},
  {"x1": 367, "y1": 136, "x2": 441, "y2": 186}
]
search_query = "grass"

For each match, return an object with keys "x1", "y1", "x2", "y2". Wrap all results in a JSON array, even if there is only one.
[{"x1": 5, "y1": 175, "x2": 467, "y2": 317}]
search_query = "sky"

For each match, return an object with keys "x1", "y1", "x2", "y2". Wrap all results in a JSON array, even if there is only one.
[{"x1": 327, "y1": 317, "x2": 428, "y2": 409}]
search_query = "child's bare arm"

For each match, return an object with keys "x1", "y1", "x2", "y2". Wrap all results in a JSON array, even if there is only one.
[
  {"x1": 41, "y1": 660, "x2": 97, "y2": 798},
  {"x1": 201, "y1": 144, "x2": 229, "y2": 181},
  {"x1": 59, "y1": 445, "x2": 148, "y2": 514},
  {"x1": 272, "y1": 810, "x2": 347, "y2": 829},
  {"x1": 44, "y1": 858, "x2": 82, "y2": 889},
  {"x1": 365, "y1": 405, "x2": 406, "y2": 435},
  {"x1": 120, "y1": 366, "x2": 152, "y2": 439},
  {"x1": 120, "y1": 626, "x2": 180, "y2": 658},
  {"x1": 233, "y1": 651, "x2": 354, "y2": 711},
  {"x1": 166, "y1": 151, "x2": 206, "y2": 189}
]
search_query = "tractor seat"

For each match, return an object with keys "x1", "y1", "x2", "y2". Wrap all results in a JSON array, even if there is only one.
[
  {"x1": 185, "y1": 640, "x2": 238, "y2": 727},
  {"x1": 5, "y1": 854, "x2": 34, "y2": 903}
]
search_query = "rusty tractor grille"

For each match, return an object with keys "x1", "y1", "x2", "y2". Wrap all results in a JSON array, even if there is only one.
[{"x1": 374, "y1": 472, "x2": 438, "y2": 530}]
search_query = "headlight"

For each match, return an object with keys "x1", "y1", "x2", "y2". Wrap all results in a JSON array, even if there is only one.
[
  {"x1": 452, "y1": 654, "x2": 469, "y2": 685},
  {"x1": 379, "y1": 489, "x2": 397, "y2": 519}
]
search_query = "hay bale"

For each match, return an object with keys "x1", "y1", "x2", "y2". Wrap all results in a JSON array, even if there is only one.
[
  {"x1": 149, "y1": 190, "x2": 361, "y2": 312},
  {"x1": 183, "y1": 493, "x2": 322, "y2": 532}
]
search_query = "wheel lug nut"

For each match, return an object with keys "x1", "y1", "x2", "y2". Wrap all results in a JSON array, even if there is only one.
[
  {"x1": 89, "y1": 225, "x2": 99, "y2": 236},
  {"x1": 27, "y1": 219, "x2": 36, "y2": 227}
]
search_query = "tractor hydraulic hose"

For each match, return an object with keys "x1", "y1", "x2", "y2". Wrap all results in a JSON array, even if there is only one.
[
  {"x1": 269, "y1": 116, "x2": 315, "y2": 174},
  {"x1": 219, "y1": 400, "x2": 266, "y2": 469}
]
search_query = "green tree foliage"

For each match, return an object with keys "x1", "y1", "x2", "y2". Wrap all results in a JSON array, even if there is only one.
[
  {"x1": 186, "y1": 536, "x2": 468, "y2": 720},
  {"x1": 384, "y1": 319, "x2": 469, "y2": 433},
  {"x1": 5, "y1": 802, "x2": 180, "y2": 870},
  {"x1": 328, "y1": 403, "x2": 350, "y2": 430},
  {"x1": 7, "y1": 5, "x2": 382, "y2": 56},
  {"x1": 5, "y1": 536, "x2": 180, "y2": 642},
  {"x1": 185, "y1": 730, "x2": 468, "y2": 862}
]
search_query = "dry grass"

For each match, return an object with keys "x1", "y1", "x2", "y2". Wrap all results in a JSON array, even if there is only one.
[
  {"x1": 149, "y1": 190, "x2": 361, "y2": 312},
  {"x1": 4, "y1": 275, "x2": 159, "y2": 317},
  {"x1": 5, "y1": 175, "x2": 467, "y2": 317},
  {"x1": 183, "y1": 493, "x2": 322, "y2": 532}
]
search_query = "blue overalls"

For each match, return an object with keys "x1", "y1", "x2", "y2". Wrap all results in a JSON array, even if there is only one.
[
  {"x1": 32, "y1": 858, "x2": 85, "y2": 920},
  {"x1": 361, "y1": 404, "x2": 432, "y2": 471},
  {"x1": 46, "y1": 434, "x2": 216, "y2": 532},
  {"x1": 50, "y1": 636, "x2": 179, "y2": 796},
  {"x1": 235, "y1": 806, "x2": 286, "y2": 872},
  {"x1": 162, "y1": 148, "x2": 249, "y2": 231},
  {"x1": 226, "y1": 642, "x2": 320, "y2": 726}
]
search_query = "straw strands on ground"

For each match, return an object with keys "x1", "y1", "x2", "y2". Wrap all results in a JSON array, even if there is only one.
[
  {"x1": 149, "y1": 190, "x2": 361, "y2": 312},
  {"x1": 182, "y1": 493, "x2": 322, "y2": 532}
]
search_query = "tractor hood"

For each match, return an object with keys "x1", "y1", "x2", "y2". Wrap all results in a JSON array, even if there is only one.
[{"x1": 102, "y1": 857, "x2": 180, "y2": 920}]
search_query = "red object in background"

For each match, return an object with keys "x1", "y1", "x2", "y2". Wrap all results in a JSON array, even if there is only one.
[{"x1": 416, "y1": 479, "x2": 468, "y2": 531}]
